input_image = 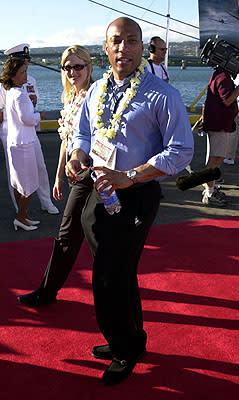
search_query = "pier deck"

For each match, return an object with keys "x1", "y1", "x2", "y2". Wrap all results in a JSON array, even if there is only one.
[{"x1": 0, "y1": 129, "x2": 238, "y2": 243}]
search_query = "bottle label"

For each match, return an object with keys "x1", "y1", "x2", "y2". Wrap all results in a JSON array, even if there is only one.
[
  {"x1": 100, "y1": 188, "x2": 119, "y2": 206},
  {"x1": 91, "y1": 171, "x2": 121, "y2": 213}
]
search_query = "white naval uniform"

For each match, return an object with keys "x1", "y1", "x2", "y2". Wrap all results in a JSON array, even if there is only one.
[
  {"x1": 0, "y1": 76, "x2": 55, "y2": 210},
  {"x1": 6, "y1": 87, "x2": 40, "y2": 196}
]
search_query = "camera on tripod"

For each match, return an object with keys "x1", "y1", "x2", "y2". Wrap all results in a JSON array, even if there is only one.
[{"x1": 200, "y1": 38, "x2": 239, "y2": 79}]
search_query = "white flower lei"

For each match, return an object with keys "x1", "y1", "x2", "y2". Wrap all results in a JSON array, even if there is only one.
[
  {"x1": 94, "y1": 57, "x2": 147, "y2": 140},
  {"x1": 58, "y1": 89, "x2": 87, "y2": 141}
]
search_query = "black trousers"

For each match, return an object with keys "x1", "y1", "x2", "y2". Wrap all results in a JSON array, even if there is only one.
[
  {"x1": 81, "y1": 180, "x2": 161, "y2": 359},
  {"x1": 40, "y1": 170, "x2": 93, "y2": 297}
]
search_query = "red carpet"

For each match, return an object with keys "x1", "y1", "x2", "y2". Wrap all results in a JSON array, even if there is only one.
[{"x1": 0, "y1": 217, "x2": 239, "y2": 400}]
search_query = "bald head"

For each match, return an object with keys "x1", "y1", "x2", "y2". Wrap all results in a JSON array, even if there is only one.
[
  {"x1": 105, "y1": 16, "x2": 144, "y2": 80},
  {"x1": 106, "y1": 17, "x2": 142, "y2": 41}
]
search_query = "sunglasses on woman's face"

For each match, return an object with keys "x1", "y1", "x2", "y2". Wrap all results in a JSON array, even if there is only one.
[{"x1": 61, "y1": 63, "x2": 88, "y2": 72}]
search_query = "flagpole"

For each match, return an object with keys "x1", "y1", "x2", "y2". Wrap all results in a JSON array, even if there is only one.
[{"x1": 165, "y1": 0, "x2": 170, "y2": 69}]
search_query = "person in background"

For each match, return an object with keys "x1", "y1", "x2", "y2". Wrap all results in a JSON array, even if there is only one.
[
  {"x1": 18, "y1": 45, "x2": 94, "y2": 305},
  {"x1": 147, "y1": 36, "x2": 170, "y2": 199},
  {"x1": 147, "y1": 36, "x2": 169, "y2": 82},
  {"x1": 0, "y1": 43, "x2": 59, "y2": 214},
  {"x1": 66, "y1": 17, "x2": 193, "y2": 385},
  {"x1": 223, "y1": 114, "x2": 239, "y2": 165},
  {"x1": 53, "y1": 45, "x2": 94, "y2": 200},
  {"x1": 202, "y1": 67, "x2": 239, "y2": 206},
  {"x1": 0, "y1": 57, "x2": 46, "y2": 230},
  {"x1": 223, "y1": 74, "x2": 239, "y2": 165}
]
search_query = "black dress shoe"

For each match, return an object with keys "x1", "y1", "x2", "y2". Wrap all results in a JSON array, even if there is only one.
[
  {"x1": 18, "y1": 288, "x2": 57, "y2": 307},
  {"x1": 92, "y1": 344, "x2": 113, "y2": 360},
  {"x1": 102, "y1": 355, "x2": 142, "y2": 385}
]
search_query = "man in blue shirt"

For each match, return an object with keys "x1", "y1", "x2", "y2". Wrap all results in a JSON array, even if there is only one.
[{"x1": 66, "y1": 17, "x2": 193, "y2": 385}]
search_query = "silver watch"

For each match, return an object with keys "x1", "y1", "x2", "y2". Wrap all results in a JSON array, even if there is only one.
[{"x1": 127, "y1": 169, "x2": 137, "y2": 184}]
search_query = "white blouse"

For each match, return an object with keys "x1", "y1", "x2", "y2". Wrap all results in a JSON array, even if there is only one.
[{"x1": 5, "y1": 87, "x2": 40, "y2": 145}]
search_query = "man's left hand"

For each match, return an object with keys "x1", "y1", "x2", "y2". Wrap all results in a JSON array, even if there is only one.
[{"x1": 92, "y1": 166, "x2": 133, "y2": 196}]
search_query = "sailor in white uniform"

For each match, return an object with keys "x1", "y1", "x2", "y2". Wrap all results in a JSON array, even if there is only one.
[{"x1": 0, "y1": 43, "x2": 59, "y2": 214}]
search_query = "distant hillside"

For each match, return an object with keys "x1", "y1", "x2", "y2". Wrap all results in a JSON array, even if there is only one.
[
  {"x1": 29, "y1": 45, "x2": 104, "y2": 54},
  {"x1": 21, "y1": 41, "x2": 199, "y2": 56},
  {"x1": 0, "y1": 41, "x2": 200, "y2": 65}
]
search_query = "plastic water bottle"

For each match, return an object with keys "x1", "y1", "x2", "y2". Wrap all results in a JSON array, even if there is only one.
[{"x1": 91, "y1": 171, "x2": 122, "y2": 215}]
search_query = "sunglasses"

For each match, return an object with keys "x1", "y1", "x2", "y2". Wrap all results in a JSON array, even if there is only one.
[{"x1": 61, "y1": 63, "x2": 88, "y2": 72}]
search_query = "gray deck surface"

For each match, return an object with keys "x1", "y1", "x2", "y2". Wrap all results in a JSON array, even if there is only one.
[{"x1": 0, "y1": 130, "x2": 238, "y2": 243}]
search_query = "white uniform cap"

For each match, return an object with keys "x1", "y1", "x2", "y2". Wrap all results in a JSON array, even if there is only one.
[{"x1": 4, "y1": 43, "x2": 30, "y2": 58}]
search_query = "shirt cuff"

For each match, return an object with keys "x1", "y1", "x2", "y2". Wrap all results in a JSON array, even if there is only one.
[{"x1": 70, "y1": 139, "x2": 90, "y2": 157}]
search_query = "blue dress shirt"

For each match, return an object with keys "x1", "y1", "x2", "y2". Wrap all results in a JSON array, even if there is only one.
[{"x1": 72, "y1": 69, "x2": 194, "y2": 181}]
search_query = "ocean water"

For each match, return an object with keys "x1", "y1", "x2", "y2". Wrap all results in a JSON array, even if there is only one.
[
  {"x1": 1, "y1": 65, "x2": 213, "y2": 112},
  {"x1": 168, "y1": 66, "x2": 212, "y2": 108}
]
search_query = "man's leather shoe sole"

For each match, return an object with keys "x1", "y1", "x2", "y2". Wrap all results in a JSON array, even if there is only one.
[{"x1": 18, "y1": 288, "x2": 57, "y2": 308}]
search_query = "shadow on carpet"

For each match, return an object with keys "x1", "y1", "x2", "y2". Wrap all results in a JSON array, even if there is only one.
[{"x1": 0, "y1": 217, "x2": 239, "y2": 400}]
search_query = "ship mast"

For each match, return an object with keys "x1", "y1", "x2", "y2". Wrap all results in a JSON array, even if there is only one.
[{"x1": 165, "y1": 0, "x2": 170, "y2": 69}]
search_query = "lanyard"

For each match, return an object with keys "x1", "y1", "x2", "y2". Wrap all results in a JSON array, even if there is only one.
[{"x1": 109, "y1": 80, "x2": 131, "y2": 114}]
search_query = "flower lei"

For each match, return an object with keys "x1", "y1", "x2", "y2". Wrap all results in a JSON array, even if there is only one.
[
  {"x1": 94, "y1": 57, "x2": 147, "y2": 140},
  {"x1": 58, "y1": 89, "x2": 87, "y2": 141}
]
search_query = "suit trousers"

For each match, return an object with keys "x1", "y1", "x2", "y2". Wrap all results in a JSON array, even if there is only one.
[
  {"x1": 40, "y1": 170, "x2": 93, "y2": 297},
  {"x1": 81, "y1": 180, "x2": 161, "y2": 360}
]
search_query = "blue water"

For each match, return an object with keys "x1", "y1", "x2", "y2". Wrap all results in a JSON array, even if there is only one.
[
  {"x1": 168, "y1": 66, "x2": 212, "y2": 107},
  {"x1": 2, "y1": 65, "x2": 213, "y2": 112}
]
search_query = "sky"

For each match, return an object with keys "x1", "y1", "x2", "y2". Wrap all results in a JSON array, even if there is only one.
[{"x1": 0, "y1": 0, "x2": 200, "y2": 50}]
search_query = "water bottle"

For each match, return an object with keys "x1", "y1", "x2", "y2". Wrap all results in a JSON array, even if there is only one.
[{"x1": 91, "y1": 171, "x2": 122, "y2": 215}]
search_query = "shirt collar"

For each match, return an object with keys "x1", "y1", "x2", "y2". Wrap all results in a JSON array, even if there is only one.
[
  {"x1": 108, "y1": 72, "x2": 132, "y2": 88},
  {"x1": 108, "y1": 67, "x2": 148, "y2": 91}
]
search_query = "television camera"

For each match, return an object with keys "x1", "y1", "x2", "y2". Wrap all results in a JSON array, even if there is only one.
[{"x1": 200, "y1": 38, "x2": 239, "y2": 78}]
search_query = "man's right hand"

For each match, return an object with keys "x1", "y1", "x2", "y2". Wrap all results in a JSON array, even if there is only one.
[{"x1": 65, "y1": 159, "x2": 84, "y2": 181}]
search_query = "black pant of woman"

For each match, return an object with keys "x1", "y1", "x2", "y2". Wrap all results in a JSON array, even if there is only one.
[
  {"x1": 18, "y1": 170, "x2": 93, "y2": 306},
  {"x1": 81, "y1": 180, "x2": 161, "y2": 360}
]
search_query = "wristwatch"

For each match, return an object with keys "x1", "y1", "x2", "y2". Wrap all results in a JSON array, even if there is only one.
[{"x1": 127, "y1": 169, "x2": 138, "y2": 185}]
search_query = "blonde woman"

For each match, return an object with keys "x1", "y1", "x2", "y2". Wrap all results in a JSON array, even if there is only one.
[
  {"x1": 18, "y1": 45, "x2": 94, "y2": 306},
  {"x1": 53, "y1": 45, "x2": 93, "y2": 201}
]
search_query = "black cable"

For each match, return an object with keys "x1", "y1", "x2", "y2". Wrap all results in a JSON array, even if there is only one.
[
  {"x1": 0, "y1": 50, "x2": 61, "y2": 73},
  {"x1": 30, "y1": 61, "x2": 60, "y2": 73}
]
